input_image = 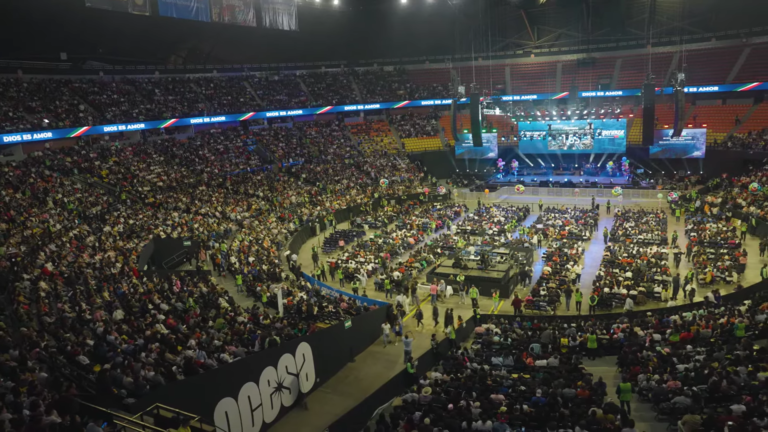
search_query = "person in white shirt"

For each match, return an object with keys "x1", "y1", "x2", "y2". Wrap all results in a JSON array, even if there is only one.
[
  {"x1": 624, "y1": 297, "x2": 634, "y2": 311},
  {"x1": 381, "y1": 322, "x2": 391, "y2": 347}
]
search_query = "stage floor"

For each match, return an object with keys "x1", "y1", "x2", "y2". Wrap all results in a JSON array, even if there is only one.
[{"x1": 489, "y1": 174, "x2": 634, "y2": 186}]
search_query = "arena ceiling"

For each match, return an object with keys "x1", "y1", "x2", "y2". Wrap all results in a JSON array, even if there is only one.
[{"x1": 2, "y1": 0, "x2": 768, "y2": 66}]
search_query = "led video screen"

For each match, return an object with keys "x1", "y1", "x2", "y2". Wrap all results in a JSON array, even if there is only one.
[
  {"x1": 455, "y1": 133, "x2": 499, "y2": 159},
  {"x1": 517, "y1": 119, "x2": 627, "y2": 153},
  {"x1": 650, "y1": 129, "x2": 707, "y2": 159}
]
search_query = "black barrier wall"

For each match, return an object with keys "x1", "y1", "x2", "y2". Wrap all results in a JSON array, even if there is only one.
[
  {"x1": 325, "y1": 318, "x2": 475, "y2": 432},
  {"x1": 130, "y1": 305, "x2": 390, "y2": 432}
]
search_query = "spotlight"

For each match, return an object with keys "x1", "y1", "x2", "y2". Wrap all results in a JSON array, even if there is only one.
[
  {"x1": 549, "y1": 178, "x2": 553, "y2": 181},
  {"x1": 534, "y1": 178, "x2": 538, "y2": 181},
  {"x1": 401, "y1": 0, "x2": 406, "y2": 3},
  {"x1": 551, "y1": 164, "x2": 554, "y2": 167}
]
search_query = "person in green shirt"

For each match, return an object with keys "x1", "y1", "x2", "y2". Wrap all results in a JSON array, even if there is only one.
[
  {"x1": 469, "y1": 285, "x2": 479, "y2": 309},
  {"x1": 405, "y1": 355, "x2": 417, "y2": 385},
  {"x1": 586, "y1": 330, "x2": 598, "y2": 360},
  {"x1": 574, "y1": 289, "x2": 583, "y2": 314},
  {"x1": 351, "y1": 280, "x2": 359, "y2": 296},
  {"x1": 337, "y1": 269, "x2": 345, "y2": 288},
  {"x1": 384, "y1": 279, "x2": 392, "y2": 299},
  {"x1": 235, "y1": 274, "x2": 243, "y2": 294},
  {"x1": 588, "y1": 292, "x2": 598, "y2": 315}
]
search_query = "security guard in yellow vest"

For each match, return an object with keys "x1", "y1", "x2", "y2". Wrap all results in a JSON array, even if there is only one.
[{"x1": 616, "y1": 377, "x2": 634, "y2": 415}]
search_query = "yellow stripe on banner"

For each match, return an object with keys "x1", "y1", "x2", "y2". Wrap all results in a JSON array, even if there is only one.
[
  {"x1": 403, "y1": 295, "x2": 431, "y2": 322},
  {"x1": 493, "y1": 302, "x2": 503, "y2": 314}
]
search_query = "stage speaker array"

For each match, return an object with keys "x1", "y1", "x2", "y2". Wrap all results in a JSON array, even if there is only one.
[
  {"x1": 469, "y1": 92, "x2": 483, "y2": 147},
  {"x1": 642, "y1": 82, "x2": 656, "y2": 147},
  {"x1": 672, "y1": 87, "x2": 685, "y2": 138}
]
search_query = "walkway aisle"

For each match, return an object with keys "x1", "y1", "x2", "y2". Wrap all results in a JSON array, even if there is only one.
[{"x1": 583, "y1": 357, "x2": 658, "y2": 432}]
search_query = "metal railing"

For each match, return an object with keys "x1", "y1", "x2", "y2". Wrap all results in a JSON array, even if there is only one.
[
  {"x1": 133, "y1": 404, "x2": 222, "y2": 432},
  {"x1": 79, "y1": 401, "x2": 167, "y2": 432}
]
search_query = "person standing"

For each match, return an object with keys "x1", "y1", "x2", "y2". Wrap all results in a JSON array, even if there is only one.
[
  {"x1": 393, "y1": 318, "x2": 403, "y2": 346},
  {"x1": 405, "y1": 355, "x2": 417, "y2": 385},
  {"x1": 469, "y1": 285, "x2": 479, "y2": 309},
  {"x1": 410, "y1": 283, "x2": 419, "y2": 307},
  {"x1": 351, "y1": 279, "x2": 360, "y2": 296},
  {"x1": 616, "y1": 376, "x2": 633, "y2": 416},
  {"x1": 591, "y1": 195, "x2": 596, "y2": 209},
  {"x1": 512, "y1": 293, "x2": 523, "y2": 315},
  {"x1": 446, "y1": 324, "x2": 457, "y2": 350},
  {"x1": 457, "y1": 273, "x2": 466, "y2": 302},
  {"x1": 402, "y1": 332, "x2": 414, "y2": 364},
  {"x1": 675, "y1": 206, "x2": 681, "y2": 222},
  {"x1": 236, "y1": 273, "x2": 244, "y2": 294},
  {"x1": 538, "y1": 198, "x2": 543, "y2": 213},
  {"x1": 574, "y1": 289, "x2": 583, "y2": 314},
  {"x1": 603, "y1": 227, "x2": 610, "y2": 245},
  {"x1": 760, "y1": 239, "x2": 767, "y2": 258},
  {"x1": 606, "y1": 200, "x2": 612, "y2": 215},
  {"x1": 432, "y1": 304, "x2": 440, "y2": 328},
  {"x1": 741, "y1": 223, "x2": 748, "y2": 241},
  {"x1": 672, "y1": 273, "x2": 681, "y2": 299},
  {"x1": 685, "y1": 241, "x2": 693, "y2": 262},
  {"x1": 381, "y1": 320, "x2": 391, "y2": 348},
  {"x1": 337, "y1": 268, "x2": 345, "y2": 288},
  {"x1": 761, "y1": 264, "x2": 768, "y2": 281},
  {"x1": 429, "y1": 281, "x2": 438, "y2": 305},
  {"x1": 492, "y1": 290, "x2": 500, "y2": 311},
  {"x1": 588, "y1": 291, "x2": 598, "y2": 315},
  {"x1": 587, "y1": 330, "x2": 598, "y2": 360},
  {"x1": 384, "y1": 278, "x2": 392, "y2": 299},
  {"x1": 563, "y1": 285, "x2": 573, "y2": 312}
]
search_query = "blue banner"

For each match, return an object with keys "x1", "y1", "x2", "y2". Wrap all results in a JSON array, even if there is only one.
[
  {"x1": 158, "y1": 0, "x2": 211, "y2": 21},
  {"x1": 578, "y1": 89, "x2": 642, "y2": 98}
]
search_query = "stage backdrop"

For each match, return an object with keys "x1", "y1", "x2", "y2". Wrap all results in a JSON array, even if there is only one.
[{"x1": 130, "y1": 305, "x2": 389, "y2": 432}]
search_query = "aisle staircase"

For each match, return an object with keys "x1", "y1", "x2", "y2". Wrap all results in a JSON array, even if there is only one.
[{"x1": 297, "y1": 76, "x2": 316, "y2": 106}]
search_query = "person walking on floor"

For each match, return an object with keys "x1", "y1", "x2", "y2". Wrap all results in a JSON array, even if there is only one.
[
  {"x1": 432, "y1": 304, "x2": 440, "y2": 328},
  {"x1": 415, "y1": 305, "x2": 424, "y2": 328},
  {"x1": 685, "y1": 241, "x2": 693, "y2": 262},
  {"x1": 512, "y1": 293, "x2": 523, "y2": 315},
  {"x1": 338, "y1": 269, "x2": 345, "y2": 288},
  {"x1": 760, "y1": 239, "x2": 767, "y2": 258},
  {"x1": 563, "y1": 286, "x2": 573, "y2": 312},
  {"x1": 381, "y1": 320, "x2": 391, "y2": 348},
  {"x1": 672, "y1": 274, "x2": 681, "y2": 299},
  {"x1": 761, "y1": 264, "x2": 768, "y2": 281},
  {"x1": 603, "y1": 227, "x2": 610, "y2": 245},
  {"x1": 538, "y1": 198, "x2": 543, "y2": 213},
  {"x1": 402, "y1": 332, "x2": 413, "y2": 364},
  {"x1": 492, "y1": 290, "x2": 500, "y2": 311},
  {"x1": 606, "y1": 199, "x2": 612, "y2": 215},
  {"x1": 741, "y1": 223, "x2": 748, "y2": 241},
  {"x1": 617, "y1": 376, "x2": 634, "y2": 416},
  {"x1": 469, "y1": 285, "x2": 479, "y2": 309},
  {"x1": 574, "y1": 289, "x2": 583, "y2": 314}
]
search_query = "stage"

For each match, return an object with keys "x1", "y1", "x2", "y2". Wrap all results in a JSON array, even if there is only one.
[{"x1": 489, "y1": 174, "x2": 636, "y2": 186}]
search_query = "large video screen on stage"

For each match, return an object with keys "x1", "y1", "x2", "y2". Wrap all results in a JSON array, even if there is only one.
[
  {"x1": 650, "y1": 129, "x2": 707, "y2": 159},
  {"x1": 517, "y1": 119, "x2": 627, "y2": 153},
  {"x1": 454, "y1": 133, "x2": 499, "y2": 159}
]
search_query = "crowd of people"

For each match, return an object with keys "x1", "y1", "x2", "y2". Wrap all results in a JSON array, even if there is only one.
[
  {"x1": 0, "y1": 72, "x2": 455, "y2": 135},
  {"x1": 390, "y1": 111, "x2": 442, "y2": 139},
  {"x1": 327, "y1": 202, "x2": 465, "y2": 296},
  {"x1": 712, "y1": 131, "x2": 768, "y2": 151},
  {"x1": 0, "y1": 112, "x2": 433, "y2": 425},
  {"x1": 353, "y1": 68, "x2": 452, "y2": 102},
  {"x1": 373, "y1": 287, "x2": 768, "y2": 432}
]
